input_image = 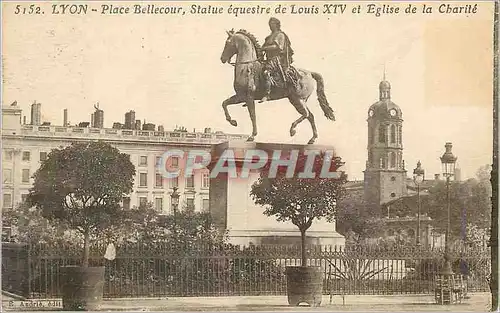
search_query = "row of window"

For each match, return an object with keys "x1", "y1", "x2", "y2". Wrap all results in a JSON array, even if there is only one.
[
  {"x1": 2, "y1": 193, "x2": 27, "y2": 208},
  {"x1": 4, "y1": 150, "x2": 177, "y2": 166},
  {"x1": 3, "y1": 150, "x2": 184, "y2": 167},
  {"x1": 2, "y1": 150, "x2": 210, "y2": 189},
  {"x1": 139, "y1": 155, "x2": 179, "y2": 167},
  {"x1": 2, "y1": 168, "x2": 211, "y2": 188},
  {"x1": 370, "y1": 124, "x2": 402, "y2": 145},
  {"x1": 2, "y1": 193, "x2": 210, "y2": 213},
  {"x1": 3, "y1": 150, "x2": 47, "y2": 162},
  {"x1": 368, "y1": 151, "x2": 402, "y2": 169},
  {"x1": 138, "y1": 172, "x2": 210, "y2": 189},
  {"x1": 3, "y1": 169, "x2": 31, "y2": 184},
  {"x1": 123, "y1": 196, "x2": 210, "y2": 212}
]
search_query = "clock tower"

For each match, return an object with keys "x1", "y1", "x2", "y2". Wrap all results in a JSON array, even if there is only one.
[{"x1": 364, "y1": 77, "x2": 407, "y2": 207}]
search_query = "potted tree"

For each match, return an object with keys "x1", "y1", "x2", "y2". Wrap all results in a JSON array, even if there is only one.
[
  {"x1": 250, "y1": 150, "x2": 347, "y2": 306},
  {"x1": 27, "y1": 141, "x2": 135, "y2": 310}
]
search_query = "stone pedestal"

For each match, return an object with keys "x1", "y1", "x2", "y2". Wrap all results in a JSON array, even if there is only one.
[{"x1": 208, "y1": 141, "x2": 345, "y2": 247}]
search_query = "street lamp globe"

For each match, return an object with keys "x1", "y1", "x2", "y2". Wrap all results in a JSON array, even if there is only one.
[
  {"x1": 171, "y1": 186, "x2": 180, "y2": 206},
  {"x1": 440, "y1": 142, "x2": 457, "y2": 178},
  {"x1": 413, "y1": 161, "x2": 425, "y2": 184}
]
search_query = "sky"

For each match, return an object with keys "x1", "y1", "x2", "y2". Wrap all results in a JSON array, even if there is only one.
[{"x1": 2, "y1": 1, "x2": 495, "y2": 180}]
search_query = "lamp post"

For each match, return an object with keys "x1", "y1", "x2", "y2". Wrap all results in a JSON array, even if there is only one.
[
  {"x1": 440, "y1": 142, "x2": 457, "y2": 276},
  {"x1": 413, "y1": 161, "x2": 425, "y2": 246},
  {"x1": 170, "y1": 186, "x2": 180, "y2": 235}
]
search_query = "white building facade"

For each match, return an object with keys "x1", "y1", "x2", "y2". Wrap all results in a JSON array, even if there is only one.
[{"x1": 1, "y1": 103, "x2": 247, "y2": 215}]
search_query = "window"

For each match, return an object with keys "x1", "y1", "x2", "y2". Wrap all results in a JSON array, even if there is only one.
[
  {"x1": 22, "y1": 151, "x2": 30, "y2": 161},
  {"x1": 202, "y1": 199, "x2": 210, "y2": 211},
  {"x1": 155, "y1": 173, "x2": 163, "y2": 188},
  {"x1": 202, "y1": 172, "x2": 210, "y2": 189},
  {"x1": 139, "y1": 156, "x2": 148, "y2": 166},
  {"x1": 3, "y1": 150, "x2": 12, "y2": 161},
  {"x1": 3, "y1": 169, "x2": 12, "y2": 183},
  {"x1": 139, "y1": 173, "x2": 148, "y2": 187},
  {"x1": 3, "y1": 193, "x2": 12, "y2": 208},
  {"x1": 391, "y1": 176, "x2": 396, "y2": 181},
  {"x1": 21, "y1": 194, "x2": 28, "y2": 203},
  {"x1": 186, "y1": 198, "x2": 195, "y2": 210},
  {"x1": 139, "y1": 196, "x2": 148, "y2": 207},
  {"x1": 390, "y1": 153, "x2": 396, "y2": 168},
  {"x1": 378, "y1": 125, "x2": 386, "y2": 143},
  {"x1": 170, "y1": 176, "x2": 179, "y2": 188},
  {"x1": 171, "y1": 156, "x2": 179, "y2": 168},
  {"x1": 123, "y1": 197, "x2": 131, "y2": 210},
  {"x1": 390, "y1": 192, "x2": 396, "y2": 198},
  {"x1": 186, "y1": 176, "x2": 194, "y2": 188},
  {"x1": 388, "y1": 229, "x2": 395, "y2": 236},
  {"x1": 156, "y1": 156, "x2": 162, "y2": 167},
  {"x1": 390, "y1": 125, "x2": 396, "y2": 143},
  {"x1": 40, "y1": 152, "x2": 47, "y2": 162},
  {"x1": 22, "y1": 169, "x2": 30, "y2": 183},
  {"x1": 398, "y1": 126, "x2": 402, "y2": 144},
  {"x1": 155, "y1": 197, "x2": 163, "y2": 212}
]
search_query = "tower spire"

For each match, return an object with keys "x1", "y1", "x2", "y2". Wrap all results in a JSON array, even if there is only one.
[{"x1": 383, "y1": 64, "x2": 386, "y2": 81}]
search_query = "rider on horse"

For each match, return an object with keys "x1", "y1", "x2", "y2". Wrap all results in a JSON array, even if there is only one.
[{"x1": 259, "y1": 17, "x2": 295, "y2": 103}]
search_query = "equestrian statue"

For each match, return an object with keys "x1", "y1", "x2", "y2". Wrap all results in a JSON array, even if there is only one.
[{"x1": 220, "y1": 17, "x2": 335, "y2": 144}]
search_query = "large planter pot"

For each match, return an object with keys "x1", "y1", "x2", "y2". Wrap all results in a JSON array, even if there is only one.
[
  {"x1": 60, "y1": 266, "x2": 105, "y2": 311},
  {"x1": 285, "y1": 266, "x2": 323, "y2": 307}
]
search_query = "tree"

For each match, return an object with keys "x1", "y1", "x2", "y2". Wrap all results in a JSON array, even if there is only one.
[
  {"x1": 2, "y1": 203, "x2": 78, "y2": 245},
  {"x1": 250, "y1": 151, "x2": 347, "y2": 266},
  {"x1": 120, "y1": 201, "x2": 224, "y2": 248},
  {"x1": 426, "y1": 173, "x2": 491, "y2": 238},
  {"x1": 376, "y1": 164, "x2": 492, "y2": 239},
  {"x1": 335, "y1": 189, "x2": 384, "y2": 241},
  {"x1": 27, "y1": 141, "x2": 135, "y2": 267}
]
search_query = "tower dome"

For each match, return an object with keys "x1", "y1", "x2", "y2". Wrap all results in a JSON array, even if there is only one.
[
  {"x1": 379, "y1": 80, "x2": 391, "y2": 90},
  {"x1": 368, "y1": 77, "x2": 402, "y2": 119}
]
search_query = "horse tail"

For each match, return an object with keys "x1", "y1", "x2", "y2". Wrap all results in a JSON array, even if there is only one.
[{"x1": 311, "y1": 72, "x2": 335, "y2": 121}]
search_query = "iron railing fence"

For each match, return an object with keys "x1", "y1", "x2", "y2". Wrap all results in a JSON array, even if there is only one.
[{"x1": 2, "y1": 243, "x2": 491, "y2": 298}]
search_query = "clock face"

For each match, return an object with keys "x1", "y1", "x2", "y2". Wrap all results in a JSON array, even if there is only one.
[
  {"x1": 368, "y1": 109, "x2": 374, "y2": 117},
  {"x1": 390, "y1": 109, "x2": 397, "y2": 117}
]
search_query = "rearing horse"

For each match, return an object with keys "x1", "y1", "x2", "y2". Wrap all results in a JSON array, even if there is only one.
[{"x1": 220, "y1": 29, "x2": 335, "y2": 144}]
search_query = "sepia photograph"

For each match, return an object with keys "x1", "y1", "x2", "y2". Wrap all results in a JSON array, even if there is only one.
[{"x1": 1, "y1": 1, "x2": 497, "y2": 311}]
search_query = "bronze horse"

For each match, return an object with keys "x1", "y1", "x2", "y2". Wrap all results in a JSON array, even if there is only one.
[{"x1": 220, "y1": 29, "x2": 335, "y2": 144}]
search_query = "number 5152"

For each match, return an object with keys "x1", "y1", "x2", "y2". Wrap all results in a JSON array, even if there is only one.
[{"x1": 14, "y1": 4, "x2": 43, "y2": 15}]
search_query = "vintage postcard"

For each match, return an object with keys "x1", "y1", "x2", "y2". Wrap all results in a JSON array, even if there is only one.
[{"x1": 1, "y1": 0, "x2": 497, "y2": 312}]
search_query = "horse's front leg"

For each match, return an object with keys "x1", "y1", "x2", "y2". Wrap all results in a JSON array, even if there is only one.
[
  {"x1": 246, "y1": 97, "x2": 257, "y2": 142},
  {"x1": 222, "y1": 95, "x2": 244, "y2": 127}
]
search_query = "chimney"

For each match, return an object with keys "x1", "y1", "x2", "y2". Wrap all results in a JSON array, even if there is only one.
[
  {"x1": 135, "y1": 119, "x2": 141, "y2": 130},
  {"x1": 91, "y1": 113, "x2": 95, "y2": 128},
  {"x1": 158, "y1": 125, "x2": 164, "y2": 132},
  {"x1": 30, "y1": 101, "x2": 42, "y2": 126},
  {"x1": 63, "y1": 109, "x2": 68, "y2": 126},
  {"x1": 124, "y1": 110, "x2": 135, "y2": 129},
  {"x1": 93, "y1": 107, "x2": 104, "y2": 128},
  {"x1": 434, "y1": 174, "x2": 440, "y2": 180}
]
